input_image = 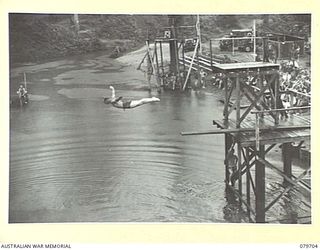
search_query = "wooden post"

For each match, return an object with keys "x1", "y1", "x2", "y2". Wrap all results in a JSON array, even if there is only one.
[
  {"x1": 169, "y1": 40, "x2": 178, "y2": 74},
  {"x1": 159, "y1": 41, "x2": 165, "y2": 86},
  {"x1": 182, "y1": 42, "x2": 186, "y2": 73},
  {"x1": 23, "y1": 72, "x2": 27, "y2": 90},
  {"x1": 223, "y1": 76, "x2": 229, "y2": 125},
  {"x1": 274, "y1": 72, "x2": 280, "y2": 125},
  {"x1": 283, "y1": 142, "x2": 292, "y2": 187},
  {"x1": 147, "y1": 41, "x2": 161, "y2": 89},
  {"x1": 182, "y1": 39, "x2": 199, "y2": 91},
  {"x1": 146, "y1": 41, "x2": 153, "y2": 90},
  {"x1": 257, "y1": 69, "x2": 263, "y2": 118},
  {"x1": 225, "y1": 134, "x2": 231, "y2": 183},
  {"x1": 154, "y1": 42, "x2": 161, "y2": 89},
  {"x1": 196, "y1": 15, "x2": 202, "y2": 54},
  {"x1": 253, "y1": 20, "x2": 256, "y2": 61},
  {"x1": 236, "y1": 75, "x2": 241, "y2": 128},
  {"x1": 74, "y1": 14, "x2": 80, "y2": 35},
  {"x1": 246, "y1": 147, "x2": 251, "y2": 218},
  {"x1": 238, "y1": 142, "x2": 242, "y2": 205},
  {"x1": 277, "y1": 42, "x2": 281, "y2": 62},
  {"x1": 196, "y1": 46, "x2": 201, "y2": 88},
  {"x1": 232, "y1": 38, "x2": 235, "y2": 55},
  {"x1": 175, "y1": 40, "x2": 181, "y2": 89},
  {"x1": 263, "y1": 38, "x2": 268, "y2": 62},
  {"x1": 290, "y1": 92, "x2": 294, "y2": 113},
  {"x1": 255, "y1": 145, "x2": 265, "y2": 223},
  {"x1": 255, "y1": 113, "x2": 260, "y2": 150},
  {"x1": 210, "y1": 39, "x2": 213, "y2": 68}
]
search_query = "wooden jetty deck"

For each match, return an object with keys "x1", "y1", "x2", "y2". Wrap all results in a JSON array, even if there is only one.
[
  {"x1": 179, "y1": 55, "x2": 279, "y2": 74},
  {"x1": 213, "y1": 113, "x2": 310, "y2": 147},
  {"x1": 179, "y1": 55, "x2": 311, "y2": 223}
]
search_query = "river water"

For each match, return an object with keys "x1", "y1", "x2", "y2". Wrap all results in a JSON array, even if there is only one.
[{"x1": 9, "y1": 51, "x2": 310, "y2": 223}]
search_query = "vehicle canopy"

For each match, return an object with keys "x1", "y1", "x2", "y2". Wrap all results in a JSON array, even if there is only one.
[{"x1": 230, "y1": 29, "x2": 254, "y2": 37}]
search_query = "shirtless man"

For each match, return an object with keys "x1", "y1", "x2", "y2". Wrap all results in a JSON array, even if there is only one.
[
  {"x1": 104, "y1": 86, "x2": 160, "y2": 109},
  {"x1": 227, "y1": 148, "x2": 238, "y2": 186}
]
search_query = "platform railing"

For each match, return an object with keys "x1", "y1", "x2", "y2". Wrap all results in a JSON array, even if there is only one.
[{"x1": 251, "y1": 106, "x2": 311, "y2": 149}]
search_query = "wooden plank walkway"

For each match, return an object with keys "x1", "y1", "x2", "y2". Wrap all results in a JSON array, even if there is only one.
[
  {"x1": 213, "y1": 113, "x2": 310, "y2": 147},
  {"x1": 179, "y1": 55, "x2": 280, "y2": 74}
]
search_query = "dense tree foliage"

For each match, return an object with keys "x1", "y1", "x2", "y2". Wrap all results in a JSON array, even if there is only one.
[{"x1": 9, "y1": 14, "x2": 311, "y2": 64}]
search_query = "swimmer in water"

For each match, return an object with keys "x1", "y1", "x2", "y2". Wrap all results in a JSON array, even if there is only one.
[{"x1": 104, "y1": 86, "x2": 160, "y2": 109}]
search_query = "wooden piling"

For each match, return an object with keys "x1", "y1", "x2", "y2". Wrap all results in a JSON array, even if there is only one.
[
  {"x1": 176, "y1": 40, "x2": 181, "y2": 89},
  {"x1": 210, "y1": 39, "x2": 213, "y2": 68},
  {"x1": 196, "y1": 46, "x2": 201, "y2": 87},
  {"x1": 245, "y1": 147, "x2": 251, "y2": 218},
  {"x1": 159, "y1": 41, "x2": 165, "y2": 86},
  {"x1": 238, "y1": 143, "x2": 242, "y2": 205},
  {"x1": 223, "y1": 76, "x2": 229, "y2": 125},
  {"x1": 283, "y1": 142, "x2": 293, "y2": 186},
  {"x1": 225, "y1": 134, "x2": 231, "y2": 183},
  {"x1": 182, "y1": 42, "x2": 186, "y2": 74},
  {"x1": 154, "y1": 42, "x2": 161, "y2": 89},
  {"x1": 236, "y1": 76, "x2": 241, "y2": 128},
  {"x1": 274, "y1": 72, "x2": 280, "y2": 125},
  {"x1": 255, "y1": 145, "x2": 265, "y2": 223}
]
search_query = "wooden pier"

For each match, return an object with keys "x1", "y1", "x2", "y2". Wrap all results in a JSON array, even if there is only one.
[
  {"x1": 182, "y1": 60, "x2": 311, "y2": 223},
  {"x1": 142, "y1": 16, "x2": 311, "y2": 223}
]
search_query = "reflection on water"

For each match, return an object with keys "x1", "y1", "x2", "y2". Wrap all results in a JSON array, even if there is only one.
[{"x1": 9, "y1": 52, "x2": 309, "y2": 223}]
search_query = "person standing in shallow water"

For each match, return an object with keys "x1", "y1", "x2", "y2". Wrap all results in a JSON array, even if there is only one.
[
  {"x1": 226, "y1": 148, "x2": 238, "y2": 186},
  {"x1": 104, "y1": 86, "x2": 160, "y2": 109}
]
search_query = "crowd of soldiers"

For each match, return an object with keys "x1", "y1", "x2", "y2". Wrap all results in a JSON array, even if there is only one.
[
  {"x1": 206, "y1": 60, "x2": 311, "y2": 111},
  {"x1": 279, "y1": 61, "x2": 311, "y2": 107}
]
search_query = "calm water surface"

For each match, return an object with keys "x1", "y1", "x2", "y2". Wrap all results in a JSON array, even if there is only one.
[{"x1": 9, "y1": 52, "x2": 309, "y2": 223}]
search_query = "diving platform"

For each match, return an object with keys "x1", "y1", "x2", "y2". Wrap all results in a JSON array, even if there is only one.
[
  {"x1": 181, "y1": 55, "x2": 311, "y2": 223},
  {"x1": 145, "y1": 23, "x2": 311, "y2": 223},
  {"x1": 179, "y1": 55, "x2": 279, "y2": 74},
  {"x1": 213, "y1": 113, "x2": 310, "y2": 147}
]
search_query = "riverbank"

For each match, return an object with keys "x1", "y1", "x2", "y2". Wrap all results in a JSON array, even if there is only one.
[
  {"x1": 9, "y1": 14, "x2": 169, "y2": 66},
  {"x1": 9, "y1": 14, "x2": 310, "y2": 66}
]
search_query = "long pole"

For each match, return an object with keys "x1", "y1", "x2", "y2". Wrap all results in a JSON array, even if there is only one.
[
  {"x1": 146, "y1": 41, "x2": 152, "y2": 90},
  {"x1": 232, "y1": 38, "x2": 235, "y2": 55},
  {"x1": 253, "y1": 20, "x2": 256, "y2": 61},
  {"x1": 225, "y1": 134, "x2": 231, "y2": 183},
  {"x1": 236, "y1": 76, "x2": 241, "y2": 128},
  {"x1": 246, "y1": 148, "x2": 251, "y2": 218},
  {"x1": 23, "y1": 72, "x2": 27, "y2": 90},
  {"x1": 159, "y1": 41, "x2": 165, "y2": 86},
  {"x1": 283, "y1": 142, "x2": 292, "y2": 187},
  {"x1": 256, "y1": 145, "x2": 266, "y2": 223},
  {"x1": 238, "y1": 143, "x2": 242, "y2": 205},
  {"x1": 182, "y1": 38, "x2": 199, "y2": 90},
  {"x1": 146, "y1": 41, "x2": 161, "y2": 88},
  {"x1": 181, "y1": 125, "x2": 311, "y2": 136},
  {"x1": 196, "y1": 15, "x2": 202, "y2": 54},
  {"x1": 74, "y1": 14, "x2": 79, "y2": 35},
  {"x1": 176, "y1": 40, "x2": 181, "y2": 89},
  {"x1": 154, "y1": 42, "x2": 161, "y2": 90},
  {"x1": 210, "y1": 39, "x2": 213, "y2": 68}
]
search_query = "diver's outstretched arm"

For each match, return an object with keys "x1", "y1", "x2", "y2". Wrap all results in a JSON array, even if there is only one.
[{"x1": 109, "y1": 86, "x2": 115, "y2": 99}]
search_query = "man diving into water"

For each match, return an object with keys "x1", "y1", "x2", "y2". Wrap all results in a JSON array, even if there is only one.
[{"x1": 104, "y1": 86, "x2": 160, "y2": 109}]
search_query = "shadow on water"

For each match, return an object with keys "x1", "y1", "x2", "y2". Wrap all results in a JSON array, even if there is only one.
[{"x1": 223, "y1": 187, "x2": 249, "y2": 223}]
